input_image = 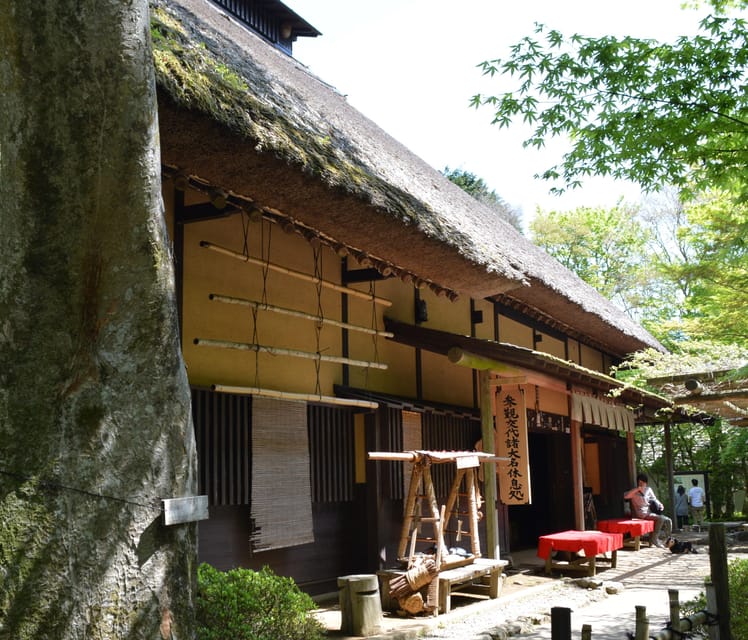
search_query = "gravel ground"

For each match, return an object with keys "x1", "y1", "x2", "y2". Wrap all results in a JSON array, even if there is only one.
[{"x1": 420, "y1": 577, "x2": 616, "y2": 640}]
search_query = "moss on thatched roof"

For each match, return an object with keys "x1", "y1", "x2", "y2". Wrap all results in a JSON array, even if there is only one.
[{"x1": 151, "y1": 0, "x2": 664, "y2": 356}]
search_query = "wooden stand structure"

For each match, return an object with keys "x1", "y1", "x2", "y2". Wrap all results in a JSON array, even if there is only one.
[{"x1": 369, "y1": 450, "x2": 507, "y2": 616}]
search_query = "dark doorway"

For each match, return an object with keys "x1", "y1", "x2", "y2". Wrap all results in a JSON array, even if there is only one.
[{"x1": 507, "y1": 431, "x2": 574, "y2": 549}]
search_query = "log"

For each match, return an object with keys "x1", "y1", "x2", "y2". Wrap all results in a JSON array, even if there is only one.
[
  {"x1": 388, "y1": 560, "x2": 438, "y2": 600},
  {"x1": 338, "y1": 574, "x2": 383, "y2": 637}
]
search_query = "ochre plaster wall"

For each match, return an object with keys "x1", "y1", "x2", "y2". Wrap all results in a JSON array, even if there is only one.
[{"x1": 498, "y1": 314, "x2": 533, "y2": 348}]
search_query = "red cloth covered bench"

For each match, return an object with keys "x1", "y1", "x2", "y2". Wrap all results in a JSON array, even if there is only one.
[
  {"x1": 597, "y1": 518, "x2": 655, "y2": 551},
  {"x1": 537, "y1": 529, "x2": 623, "y2": 576}
]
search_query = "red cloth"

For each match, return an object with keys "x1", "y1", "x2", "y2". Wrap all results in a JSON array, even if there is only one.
[
  {"x1": 597, "y1": 518, "x2": 655, "y2": 537},
  {"x1": 537, "y1": 530, "x2": 623, "y2": 559}
]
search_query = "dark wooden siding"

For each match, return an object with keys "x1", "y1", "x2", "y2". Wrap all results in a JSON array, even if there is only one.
[
  {"x1": 422, "y1": 412, "x2": 481, "y2": 499},
  {"x1": 308, "y1": 404, "x2": 355, "y2": 503},
  {"x1": 193, "y1": 388, "x2": 362, "y2": 594},
  {"x1": 193, "y1": 388, "x2": 251, "y2": 506}
]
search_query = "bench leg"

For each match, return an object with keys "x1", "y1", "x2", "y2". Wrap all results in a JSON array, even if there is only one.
[
  {"x1": 488, "y1": 569, "x2": 501, "y2": 599},
  {"x1": 611, "y1": 550, "x2": 617, "y2": 569},
  {"x1": 632, "y1": 535, "x2": 641, "y2": 551},
  {"x1": 438, "y1": 580, "x2": 449, "y2": 615},
  {"x1": 589, "y1": 557, "x2": 596, "y2": 576},
  {"x1": 545, "y1": 556, "x2": 552, "y2": 575}
]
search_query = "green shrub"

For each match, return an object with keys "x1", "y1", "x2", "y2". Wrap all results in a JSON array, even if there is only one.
[
  {"x1": 196, "y1": 563, "x2": 325, "y2": 640},
  {"x1": 682, "y1": 558, "x2": 748, "y2": 638}
]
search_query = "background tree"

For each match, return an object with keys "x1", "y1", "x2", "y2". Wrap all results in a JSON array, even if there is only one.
[
  {"x1": 443, "y1": 167, "x2": 523, "y2": 231},
  {"x1": 675, "y1": 191, "x2": 748, "y2": 345},
  {"x1": 472, "y1": 12, "x2": 748, "y2": 198},
  {"x1": 529, "y1": 203, "x2": 651, "y2": 318},
  {"x1": 0, "y1": 2, "x2": 196, "y2": 638}
]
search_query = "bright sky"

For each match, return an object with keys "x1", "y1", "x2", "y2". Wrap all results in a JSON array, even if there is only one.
[{"x1": 289, "y1": 0, "x2": 713, "y2": 227}]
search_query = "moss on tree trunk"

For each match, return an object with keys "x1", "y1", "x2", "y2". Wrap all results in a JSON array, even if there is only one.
[{"x1": 0, "y1": 1, "x2": 197, "y2": 638}]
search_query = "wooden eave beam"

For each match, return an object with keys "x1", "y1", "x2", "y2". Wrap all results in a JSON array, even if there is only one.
[{"x1": 176, "y1": 202, "x2": 239, "y2": 224}]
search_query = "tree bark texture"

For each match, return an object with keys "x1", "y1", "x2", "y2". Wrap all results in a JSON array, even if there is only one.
[{"x1": 0, "y1": 2, "x2": 197, "y2": 638}]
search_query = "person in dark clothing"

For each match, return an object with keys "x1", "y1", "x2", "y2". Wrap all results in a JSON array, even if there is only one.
[{"x1": 674, "y1": 484, "x2": 689, "y2": 531}]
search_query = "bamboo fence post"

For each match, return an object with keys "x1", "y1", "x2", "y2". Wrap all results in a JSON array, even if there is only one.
[
  {"x1": 635, "y1": 605, "x2": 649, "y2": 640},
  {"x1": 705, "y1": 580, "x2": 720, "y2": 640},
  {"x1": 551, "y1": 607, "x2": 571, "y2": 640},
  {"x1": 708, "y1": 523, "x2": 731, "y2": 640},
  {"x1": 668, "y1": 589, "x2": 681, "y2": 635}
]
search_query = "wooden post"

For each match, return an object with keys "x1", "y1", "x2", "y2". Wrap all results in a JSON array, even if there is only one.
[
  {"x1": 705, "y1": 580, "x2": 720, "y2": 640},
  {"x1": 338, "y1": 574, "x2": 383, "y2": 637},
  {"x1": 709, "y1": 523, "x2": 731, "y2": 640},
  {"x1": 570, "y1": 419, "x2": 584, "y2": 530},
  {"x1": 551, "y1": 607, "x2": 571, "y2": 640},
  {"x1": 626, "y1": 431, "x2": 637, "y2": 487},
  {"x1": 668, "y1": 589, "x2": 681, "y2": 635},
  {"x1": 664, "y1": 422, "x2": 675, "y2": 526},
  {"x1": 479, "y1": 369, "x2": 500, "y2": 559},
  {"x1": 581, "y1": 624, "x2": 592, "y2": 640},
  {"x1": 635, "y1": 605, "x2": 649, "y2": 640}
]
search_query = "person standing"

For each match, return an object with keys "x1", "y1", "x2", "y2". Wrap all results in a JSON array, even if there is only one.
[
  {"x1": 674, "y1": 485, "x2": 689, "y2": 531},
  {"x1": 688, "y1": 478, "x2": 706, "y2": 528},
  {"x1": 624, "y1": 472, "x2": 673, "y2": 548}
]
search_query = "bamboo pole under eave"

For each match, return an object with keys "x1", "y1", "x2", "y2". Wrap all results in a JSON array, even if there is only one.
[
  {"x1": 448, "y1": 347, "x2": 522, "y2": 375},
  {"x1": 211, "y1": 384, "x2": 379, "y2": 409},
  {"x1": 201, "y1": 241, "x2": 392, "y2": 306},
  {"x1": 194, "y1": 338, "x2": 388, "y2": 370},
  {"x1": 208, "y1": 293, "x2": 394, "y2": 338}
]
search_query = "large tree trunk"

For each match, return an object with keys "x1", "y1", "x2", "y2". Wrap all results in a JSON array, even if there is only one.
[{"x1": 0, "y1": 2, "x2": 196, "y2": 638}]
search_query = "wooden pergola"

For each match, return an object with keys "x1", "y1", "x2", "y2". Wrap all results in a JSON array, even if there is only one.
[{"x1": 648, "y1": 368, "x2": 748, "y2": 428}]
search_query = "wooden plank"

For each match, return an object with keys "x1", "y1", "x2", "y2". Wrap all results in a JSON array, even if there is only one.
[{"x1": 162, "y1": 496, "x2": 209, "y2": 526}]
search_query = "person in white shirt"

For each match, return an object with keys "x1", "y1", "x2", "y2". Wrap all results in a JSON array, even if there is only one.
[
  {"x1": 688, "y1": 478, "x2": 706, "y2": 527},
  {"x1": 624, "y1": 472, "x2": 672, "y2": 548}
]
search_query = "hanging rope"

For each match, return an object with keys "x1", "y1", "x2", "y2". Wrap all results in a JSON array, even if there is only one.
[
  {"x1": 313, "y1": 244, "x2": 324, "y2": 396},
  {"x1": 252, "y1": 219, "x2": 272, "y2": 387},
  {"x1": 241, "y1": 209, "x2": 251, "y2": 258},
  {"x1": 365, "y1": 279, "x2": 380, "y2": 388}
]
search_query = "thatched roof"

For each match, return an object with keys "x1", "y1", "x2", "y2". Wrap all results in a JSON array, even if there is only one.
[{"x1": 152, "y1": 0, "x2": 664, "y2": 358}]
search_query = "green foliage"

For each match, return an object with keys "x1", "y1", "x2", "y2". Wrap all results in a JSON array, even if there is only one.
[
  {"x1": 529, "y1": 203, "x2": 650, "y2": 317},
  {"x1": 683, "y1": 558, "x2": 748, "y2": 637},
  {"x1": 472, "y1": 14, "x2": 748, "y2": 200},
  {"x1": 674, "y1": 191, "x2": 748, "y2": 345},
  {"x1": 196, "y1": 563, "x2": 324, "y2": 640},
  {"x1": 443, "y1": 167, "x2": 523, "y2": 232}
]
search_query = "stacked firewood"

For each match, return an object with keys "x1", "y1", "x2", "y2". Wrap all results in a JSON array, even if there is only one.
[{"x1": 388, "y1": 556, "x2": 439, "y2": 614}]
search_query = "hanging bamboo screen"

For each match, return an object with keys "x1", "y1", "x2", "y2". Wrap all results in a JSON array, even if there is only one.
[{"x1": 251, "y1": 396, "x2": 314, "y2": 552}]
